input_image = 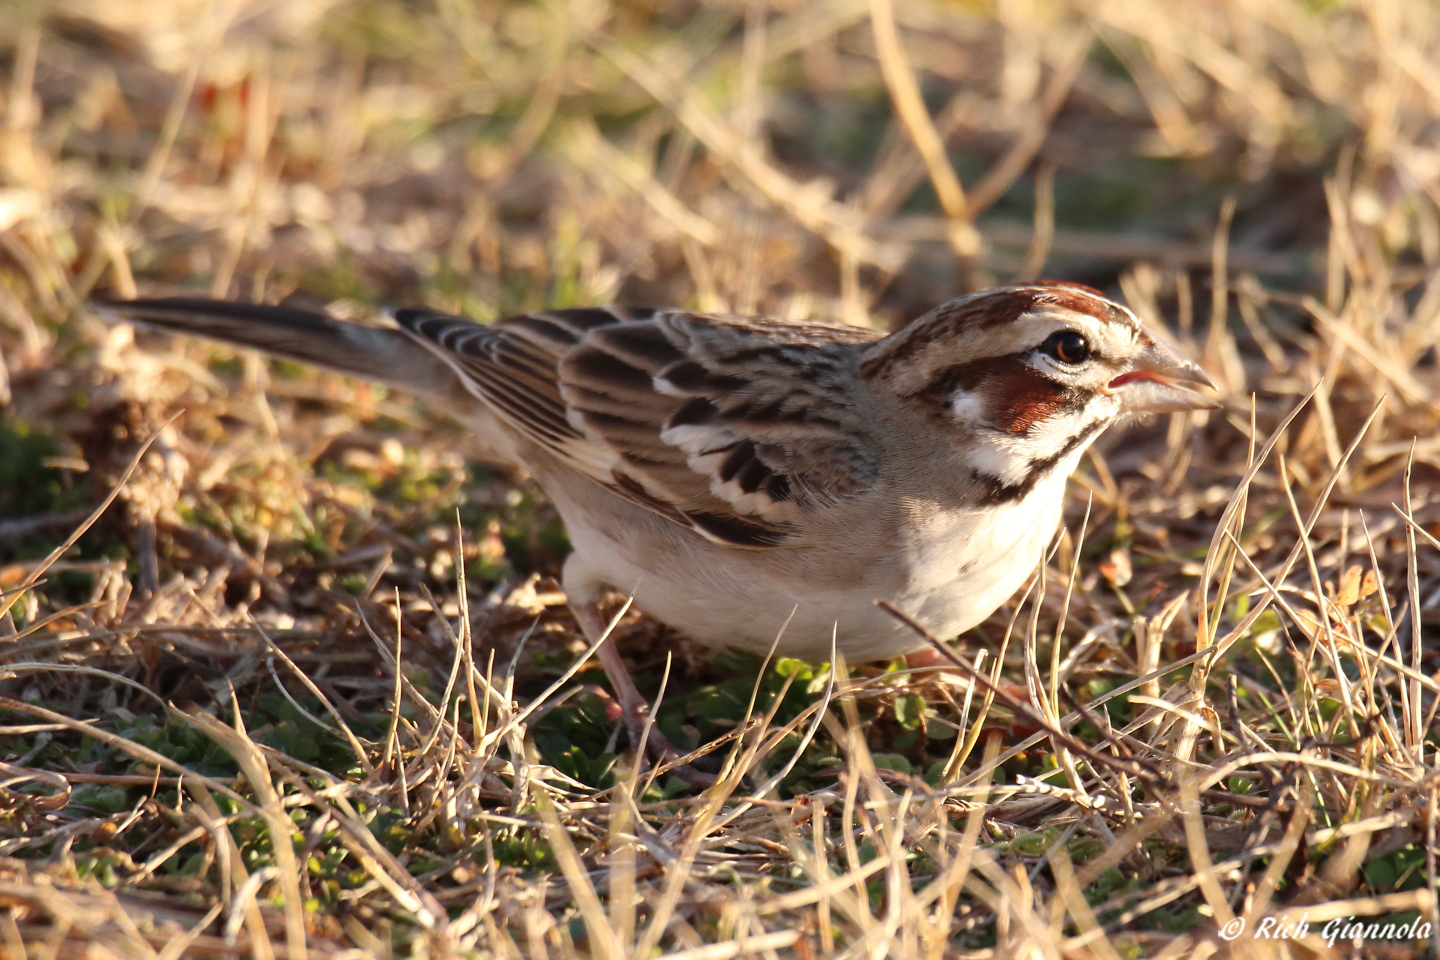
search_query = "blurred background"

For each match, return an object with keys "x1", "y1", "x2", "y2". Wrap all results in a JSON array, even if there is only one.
[
  {"x1": 3, "y1": 0, "x2": 1439, "y2": 748},
  {"x1": 4, "y1": 0, "x2": 1438, "y2": 591},
  {"x1": 3, "y1": 0, "x2": 1432, "y2": 325},
  {"x1": 0, "y1": 0, "x2": 1437, "y2": 713},
  {"x1": 0, "y1": 2, "x2": 1438, "y2": 953}
]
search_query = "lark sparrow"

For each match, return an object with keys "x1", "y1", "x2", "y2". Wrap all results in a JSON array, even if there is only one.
[{"x1": 100, "y1": 282, "x2": 1216, "y2": 778}]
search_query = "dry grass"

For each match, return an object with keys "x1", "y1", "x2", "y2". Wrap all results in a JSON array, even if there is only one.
[{"x1": 0, "y1": 0, "x2": 1439, "y2": 956}]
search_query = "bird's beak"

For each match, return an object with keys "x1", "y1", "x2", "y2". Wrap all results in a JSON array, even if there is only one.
[{"x1": 1106, "y1": 331, "x2": 1220, "y2": 413}]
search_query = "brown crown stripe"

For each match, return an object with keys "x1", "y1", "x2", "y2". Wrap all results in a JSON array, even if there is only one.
[
  {"x1": 859, "y1": 283, "x2": 1133, "y2": 382},
  {"x1": 858, "y1": 289, "x2": 1047, "y2": 380},
  {"x1": 1031, "y1": 289, "x2": 1135, "y2": 328},
  {"x1": 1026, "y1": 278, "x2": 1107, "y2": 296}
]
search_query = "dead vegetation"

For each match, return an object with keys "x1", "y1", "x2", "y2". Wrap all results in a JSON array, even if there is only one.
[{"x1": 0, "y1": 0, "x2": 1439, "y2": 956}]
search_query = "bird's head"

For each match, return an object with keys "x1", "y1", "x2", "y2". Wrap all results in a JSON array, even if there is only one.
[{"x1": 860, "y1": 281, "x2": 1217, "y2": 499}]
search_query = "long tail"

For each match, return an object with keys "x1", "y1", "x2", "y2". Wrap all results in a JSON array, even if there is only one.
[
  {"x1": 93, "y1": 296, "x2": 516, "y2": 461},
  {"x1": 93, "y1": 297, "x2": 466, "y2": 401}
]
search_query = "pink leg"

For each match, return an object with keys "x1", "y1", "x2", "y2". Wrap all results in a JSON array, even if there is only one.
[
  {"x1": 904, "y1": 646, "x2": 953, "y2": 671},
  {"x1": 572, "y1": 602, "x2": 715, "y2": 788}
]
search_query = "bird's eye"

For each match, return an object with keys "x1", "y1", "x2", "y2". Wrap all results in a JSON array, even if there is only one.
[{"x1": 1042, "y1": 331, "x2": 1090, "y2": 365}]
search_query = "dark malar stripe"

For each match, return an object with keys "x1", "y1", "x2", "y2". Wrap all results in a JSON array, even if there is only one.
[{"x1": 973, "y1": 418, "x2": 1109, "y2": 506}]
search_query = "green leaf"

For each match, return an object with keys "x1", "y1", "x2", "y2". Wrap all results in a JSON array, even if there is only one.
[
  {"x1": 72, "y1": 784, "x2": 129, "y2": 813},
  {"x1": 774, "y1": 658, "x2": 813, "y2": 679},
  {"x1": 871, "y1": 753, "x2": 912, "y2": 775},
  {"x1": 895, "y1": 693, "x2": 926, "y2": 731}
]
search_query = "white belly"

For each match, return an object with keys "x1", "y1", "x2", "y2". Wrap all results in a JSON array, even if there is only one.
[{"x1": 557, "y1": 466, "x2": 1073, "y2": 664}]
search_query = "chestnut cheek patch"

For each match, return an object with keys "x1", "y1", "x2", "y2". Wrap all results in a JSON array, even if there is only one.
[{"x1": 989, "y1": 365, "x2": 1076, "y2": 435}]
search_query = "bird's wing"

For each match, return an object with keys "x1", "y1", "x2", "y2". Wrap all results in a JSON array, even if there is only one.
[{"x1": 397, "y1": 307, "x2": 886, "y2": 547}]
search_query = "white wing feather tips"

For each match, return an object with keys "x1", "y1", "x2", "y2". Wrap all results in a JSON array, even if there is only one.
[
  {"x1": 650, "y1": 374, "x2": 690, "y2": 398},
  {"x1": 405, "y1": 327, "x2": 625, "y2": 481},
  {"x1": 402, "y1": 307, "x2": 884, "y2": 541}
]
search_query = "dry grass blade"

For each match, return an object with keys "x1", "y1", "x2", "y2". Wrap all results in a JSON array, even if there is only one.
[
  {"x1": 868, "y1": 0, "x2": 981, "y2": 263},
  {"x1": 0, "y1": 696, "x2": 257, "y2": 811},
  {"x1": 0, "y1": 412, "x2": 181, "y2": 621},
  {"x1": 877, "y1": 599, "x2": 1166, "y2": 788},
  {"x1": 180, "y1": 703, "x2": 308, "y2": 960},
  {"x1": 4, "y1": 1, "x2": 1440, "y2": 956},
  {"x1": 603, "y1": 45, "x2": 904, "y2": 273}
]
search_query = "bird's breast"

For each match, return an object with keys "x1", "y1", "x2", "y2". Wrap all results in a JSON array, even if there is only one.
[{"x1": 550, "y1": 462, "x2": 1073, "y2": 664}]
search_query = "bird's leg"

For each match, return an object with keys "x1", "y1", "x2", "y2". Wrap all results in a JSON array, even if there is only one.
[
  {"x1": 571, "y1": 601, "x2": 714, "y2": 788},
  {"x1": 902, "y1": 642, "x2": 1035, "y2": 706},
  {"x1": 904, "y1": 646, "x2": 953, "y2": 672}
]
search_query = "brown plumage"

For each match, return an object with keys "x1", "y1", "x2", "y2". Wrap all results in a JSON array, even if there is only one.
[{"x1": 96, "y1": 282, "x2": 1218, "y2": 781}]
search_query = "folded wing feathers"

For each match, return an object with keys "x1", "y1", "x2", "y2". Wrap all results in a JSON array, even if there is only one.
[
  {"x1": 401, "y1": 306, "x2": 885, "y2": 548},
  {"x1": 560, "y1": 321, "x2": 781, "y2": 541},
  {"x1": 574, "y1": 313, "x2": 883, "y2": 522},
  {"x1": 396, "y1": 308, "x2": 621, "y2": 479}
]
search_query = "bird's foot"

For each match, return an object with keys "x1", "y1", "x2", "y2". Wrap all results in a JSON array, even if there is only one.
[
  {"x1": 903, "y1": 646, "x2": 955, "y2": 672},
  {"x1": 574, "y1": 602, "x2": 716, "y2": 789}
]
